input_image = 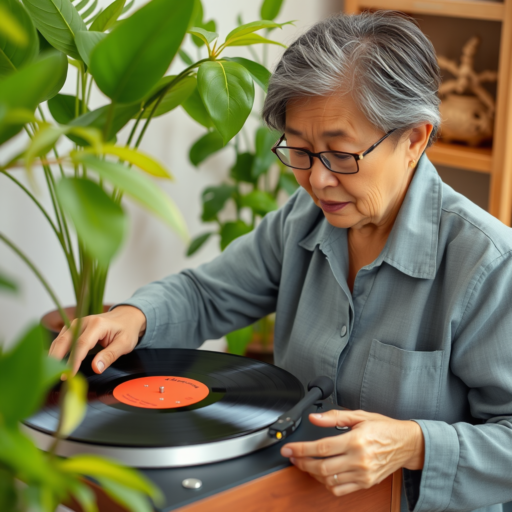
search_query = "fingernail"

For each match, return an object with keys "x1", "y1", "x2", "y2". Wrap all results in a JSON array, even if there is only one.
[
  {"x1": 281, "y1": 448, "x2": 292, "y2": 457},
  {"x1": 311, "y1": 413, "x2": 323, "y2": 419},
  {"x1": 290, "y1": 457, "x2": 296, "y2": 464},
  {"x1": 97, "y1": 361, "x2": 104, "y2": 372}
]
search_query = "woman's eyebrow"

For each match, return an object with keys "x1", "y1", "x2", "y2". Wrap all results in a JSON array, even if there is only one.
[{"x1": 284, "y1": 126, "x2": 353, "y2": 139}]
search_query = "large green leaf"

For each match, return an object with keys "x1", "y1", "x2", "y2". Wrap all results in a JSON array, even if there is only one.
[
  {"x1": 85, "y1": 144, "x2": 172, "y2": 179},
  {"x1": 56, "y1": 177, "x2": 128, "y2": 265},
  {"x1": 186, "y1": 232, "x2": 213, "y2": 257},
  {"x1": 252, "y1": 126, "x2": 280, "y2": 178},
  {"x1": 197, "y1": 60, "x2": 254, "y2": 144},
  {"x1": 224, "y1": 33, "x2": 286, "y2": 48},
  {"x1": 240, "y1": 190, "x2": 278, "y2": 216},
  {"x1": 21, "y1": 0, "x2": 87, "y2": 60},
  {"x1": 89, "y1": 0, "x2": 125, "y2": 32},
  {"x1": 71, "y1": 154, "x2": 188, "y2": 241},
  {"x1": 182, "y1": 86, "x2": 212, "y2": 128},
  {"x1": 48, "y1": 93, "x2": 89, "y2": 124},
  {"x1": 220, "y1": 220, "x2": 252, "y2": 250},
  {"x1": 68, "y1": 101, "x2": 141, "y2": 143},
  {"x1": 225, "y1": 20, "x2": 290, "y2": 42},
  {"x1": 188, "y1": 26, "x2": 218, "y2": 46},
  {"x1": 141, "y1": 75, "x2": 196, "y2": 119},
  {"x1": 0, "y1": 0, "x2": 39, "y2": 78},
  {"x1": 60, "y1": 455, "x2": 162, "y2": 501},
  {"x1": 60, "y1": 373, "x2": 88, "y2": 436},
  {"x1": 0, "y1": 324, "x2": 47, "y2": 425},
  {"x1": 189, "y1": 130, "x2": 225, "y2": 166},
  {"x1": 97, "y1": 478, "x2": 153, "y2": 512},
  {"x1": 226, "y1": 325, "x2": 253, "y2": 355},
  {"x1": 230, "y1": 151, "x2": 256, "y2": 183},
  {"x1": 260, "y1": 0, "x2": 285, "y2": 21},
  {"x1": 224, "y1": 57, "x2": 270, "y2": 92},
  {"x1": 0, "y1": 424, "x2": 51, "y2": 483},
  {"x1": 75, "y1": 30, "x2": 106, "y2": 67},
  {"x1": 89, "y1": 0, "x2": 194, "y2": 103},
  {"x1": 0, "y1": 50, "x2": 67, "y2": 144},
  {"x1": 201, "y1": 184, "x2": 236, "y2": 222}
]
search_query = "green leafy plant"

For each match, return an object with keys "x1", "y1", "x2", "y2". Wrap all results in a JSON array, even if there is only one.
[
  {"x1": 185, "y1": 0, "x2": 298, "y2": 355},
  {"x1": 0, "y1": 0, "x2": 291, "y2": 322},
  {"x1": 0, "y1": 0, "x2": 293, "y2": 509}
]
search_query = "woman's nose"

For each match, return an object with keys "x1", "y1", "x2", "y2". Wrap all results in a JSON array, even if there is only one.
[{"x1": 309, "y1": 157, "x2": 339, "y2": 190}]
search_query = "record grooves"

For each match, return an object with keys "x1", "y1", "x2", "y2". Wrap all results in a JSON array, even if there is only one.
[{"x1": 23, "y1": 349, "x2": 305, "y2": 468}]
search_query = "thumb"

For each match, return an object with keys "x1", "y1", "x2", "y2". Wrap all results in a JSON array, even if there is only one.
[
  {"x1": 308, "y1": 409, "x2": 373, "y2": 428},
  {"x1": 92, "y1": 336, "x2": 133, "y2": 374}
]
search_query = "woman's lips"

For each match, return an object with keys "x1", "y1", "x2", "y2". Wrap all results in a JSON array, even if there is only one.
[{"x1": 319, "y1": 200, "x2": 350, "y2": 213}]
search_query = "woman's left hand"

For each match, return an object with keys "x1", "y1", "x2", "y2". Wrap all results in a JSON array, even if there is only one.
[{"x1": 280, "y1": 409, "x2": 425, "y2": 497}]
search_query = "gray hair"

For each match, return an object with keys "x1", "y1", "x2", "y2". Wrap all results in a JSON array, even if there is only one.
[{"x1": 262, "y1": 11, "x2": 441, "y2": 148}]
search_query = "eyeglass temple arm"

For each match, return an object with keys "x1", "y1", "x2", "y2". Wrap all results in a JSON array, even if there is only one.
[{"x1": 358, "y1": 129, "x2": 397, "y2": 160}]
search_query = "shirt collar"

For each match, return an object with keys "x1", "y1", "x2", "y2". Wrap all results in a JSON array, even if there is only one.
[{"x1": 298, "y1": 153, "x2": 442, "y2": 280}]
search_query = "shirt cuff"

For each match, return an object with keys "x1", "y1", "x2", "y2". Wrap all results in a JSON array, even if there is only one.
[
  {"x1": 408, "y1": 419, "x2": 460, "y2": 512},
  {"x1": 109, "y1": 298, "x2": 156, "y2": 349}
]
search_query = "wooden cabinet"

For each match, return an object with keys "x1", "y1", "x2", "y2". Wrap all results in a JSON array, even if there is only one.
[{"x1": 344, "y1": 0, "x2": 512, "y2": 225}]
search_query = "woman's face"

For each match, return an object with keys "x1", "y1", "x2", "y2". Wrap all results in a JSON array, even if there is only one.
[{"x1": 284, "y1": 94, "x2": 431, "y2": 231}]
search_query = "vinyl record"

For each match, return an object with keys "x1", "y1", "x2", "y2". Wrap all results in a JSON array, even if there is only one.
[{"x1": 25, "y1": 349, "x2": 304, "y2": 449}]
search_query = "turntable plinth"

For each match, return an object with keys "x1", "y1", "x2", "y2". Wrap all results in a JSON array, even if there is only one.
[{"x1": 177, "y1": 466, "x2": 402, "y2": 512}]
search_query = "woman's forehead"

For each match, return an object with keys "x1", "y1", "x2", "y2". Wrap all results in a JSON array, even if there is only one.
[{"x1": 285, "y1": 95, "x2": 371, "y2": 141}]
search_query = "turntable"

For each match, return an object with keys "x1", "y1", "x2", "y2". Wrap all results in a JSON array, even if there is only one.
[{"x1": 22, "y1": 349, "x2": 402, "y2": 511}]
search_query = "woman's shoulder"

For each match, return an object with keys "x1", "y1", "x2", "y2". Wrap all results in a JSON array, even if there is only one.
[{"x1": 439, "y1": 181, "x2": 512, "y2": 261}]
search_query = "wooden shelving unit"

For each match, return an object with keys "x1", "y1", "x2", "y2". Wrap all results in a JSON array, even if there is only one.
[{"x1": 344, "y1": 0, "x2": 512, "y2": 225}]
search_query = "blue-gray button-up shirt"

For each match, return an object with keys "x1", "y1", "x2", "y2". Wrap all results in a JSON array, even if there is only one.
[{"x1": 118, "y1": 153, "x2": 512, "y2": 512}]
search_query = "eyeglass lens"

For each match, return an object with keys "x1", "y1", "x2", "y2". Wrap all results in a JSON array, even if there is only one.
[{"x1": 276, "y1": 147, "x2": 357, "y2": 174}]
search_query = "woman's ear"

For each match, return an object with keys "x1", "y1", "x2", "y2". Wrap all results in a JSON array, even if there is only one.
[{"x1": 407, "y1": 123, "x2": 433, "y2": 162}]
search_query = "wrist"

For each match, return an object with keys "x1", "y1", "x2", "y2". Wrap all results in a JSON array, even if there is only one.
[
  {"x1": 403, "y1": 420, "x2": 425, "y2": 470},
  {"x1": 113, "y1": 305, "x2": 147, "y2": 337}
]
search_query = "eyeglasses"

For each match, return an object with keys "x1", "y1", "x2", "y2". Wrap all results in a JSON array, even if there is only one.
[{"x1": 271, "y1": 129, "x2": 397, "y2": 175}]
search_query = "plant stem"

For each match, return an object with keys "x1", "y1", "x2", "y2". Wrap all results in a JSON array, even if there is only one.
[{"x1": 0, "y1": 232, "x2": 70, "y2": 327}]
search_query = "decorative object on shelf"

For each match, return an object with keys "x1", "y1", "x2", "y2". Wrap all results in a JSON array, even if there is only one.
[{"x1": 437, "y1": 36, "x2": 498, "y2": 146}]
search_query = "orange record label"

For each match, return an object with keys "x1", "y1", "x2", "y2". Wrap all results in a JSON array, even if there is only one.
[{"x1": 113, "y1": 376, "x2": 209, "y2": 409}]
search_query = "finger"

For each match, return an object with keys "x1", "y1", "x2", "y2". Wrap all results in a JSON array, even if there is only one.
[
  {"x1": 67, "y1": 318, "x2": 108, "y2": 375},
  {"x1": 308, "y1": 409, "x2": 375, "y2": 428},
  {"x1": 290, "y1": 455, "x2": 349, "y2": 478},
  {"x1": 49, "y1": 322, "x2": 76, "y2": 359},
  {"x1": 328, "y1": 482, "x2": 361, "y2": 497},
  {"x1": 92, "y1": 335, "x2": 136, "y2": 374},
  {"x1": 282, "y1": 433, "x2": 349, "y2": 458}
]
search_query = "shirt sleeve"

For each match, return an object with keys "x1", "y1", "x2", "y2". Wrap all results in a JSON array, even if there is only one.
[
  {"x1": 406, "y1": 250, "x2": 512, "y2": 512},
  {"x1": 111, "y1": 192, "x2": 298, "y2": 349}
]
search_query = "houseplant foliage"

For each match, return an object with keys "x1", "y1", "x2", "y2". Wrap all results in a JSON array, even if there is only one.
[
  {"x1": 185, "y1": 0, "x2": 298, "y2": 356},
  {"x1": 0, "y1": 0, "x2": 291, "y2": 322},
  {"x1": 0, "y1": 274, "x2": 161, "y2": 511},
  {"x1": 0, "y1": 0, "x2": 291, "y2": 509}
]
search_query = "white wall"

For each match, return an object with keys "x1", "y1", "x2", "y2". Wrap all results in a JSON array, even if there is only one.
[{"x1": 0, "y1": 0, "x2": 340, "y2": 346}]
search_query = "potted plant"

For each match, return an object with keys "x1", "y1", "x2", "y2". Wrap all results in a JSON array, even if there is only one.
[
  {"x1": 0, "y1": 0, "x2": 291, "y2": 509},
  {"x1": 185, "y1": 0, "x2": 298, "y2": 362},
  {"x1": 0, "y1": 0, "x2": 291, "y2": 337}
]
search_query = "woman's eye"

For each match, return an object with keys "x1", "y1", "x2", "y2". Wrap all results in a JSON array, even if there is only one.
[
  {"x1": 332, "y1": 153, "x2": 351, "y2": 161},
  {"x1": 293, "y1": 150, "x2": 308, "y2": 157}
]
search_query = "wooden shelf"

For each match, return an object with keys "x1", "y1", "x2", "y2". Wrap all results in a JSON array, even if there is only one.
[
  {"x1": 426, "y1": 141, "x2": 493, "y2": 173},
  {"x1": 355, "y1": 0, "x2": 505, "y2": 21}
]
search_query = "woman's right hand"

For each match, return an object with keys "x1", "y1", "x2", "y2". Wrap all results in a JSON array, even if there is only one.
[{"x1": 48, "y1": 305, "x2": 147, "y2": 376}]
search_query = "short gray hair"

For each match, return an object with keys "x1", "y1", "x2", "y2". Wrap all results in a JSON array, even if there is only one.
[{"x1": 262, "y1": 11, "x2": 441, "y2": 148}]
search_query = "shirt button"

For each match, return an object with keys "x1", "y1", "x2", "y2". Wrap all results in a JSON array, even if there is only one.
[{"x1": 340, "y1": 325, "x2": 347, "y2": 337}]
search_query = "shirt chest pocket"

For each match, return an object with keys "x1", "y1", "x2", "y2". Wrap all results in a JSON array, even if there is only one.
[{"x1": 360, "y1": 339, "x2": 444, "y2": 420}]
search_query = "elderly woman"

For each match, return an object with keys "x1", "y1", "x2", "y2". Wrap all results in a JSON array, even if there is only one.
[{"x1": 50, "y1": 11, "x2": 512, "y2": 512}]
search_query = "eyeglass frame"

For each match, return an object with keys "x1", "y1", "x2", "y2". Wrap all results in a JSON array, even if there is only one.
[{"x1": 271, "y1": 128, "x2": 397, "y2": 175}]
